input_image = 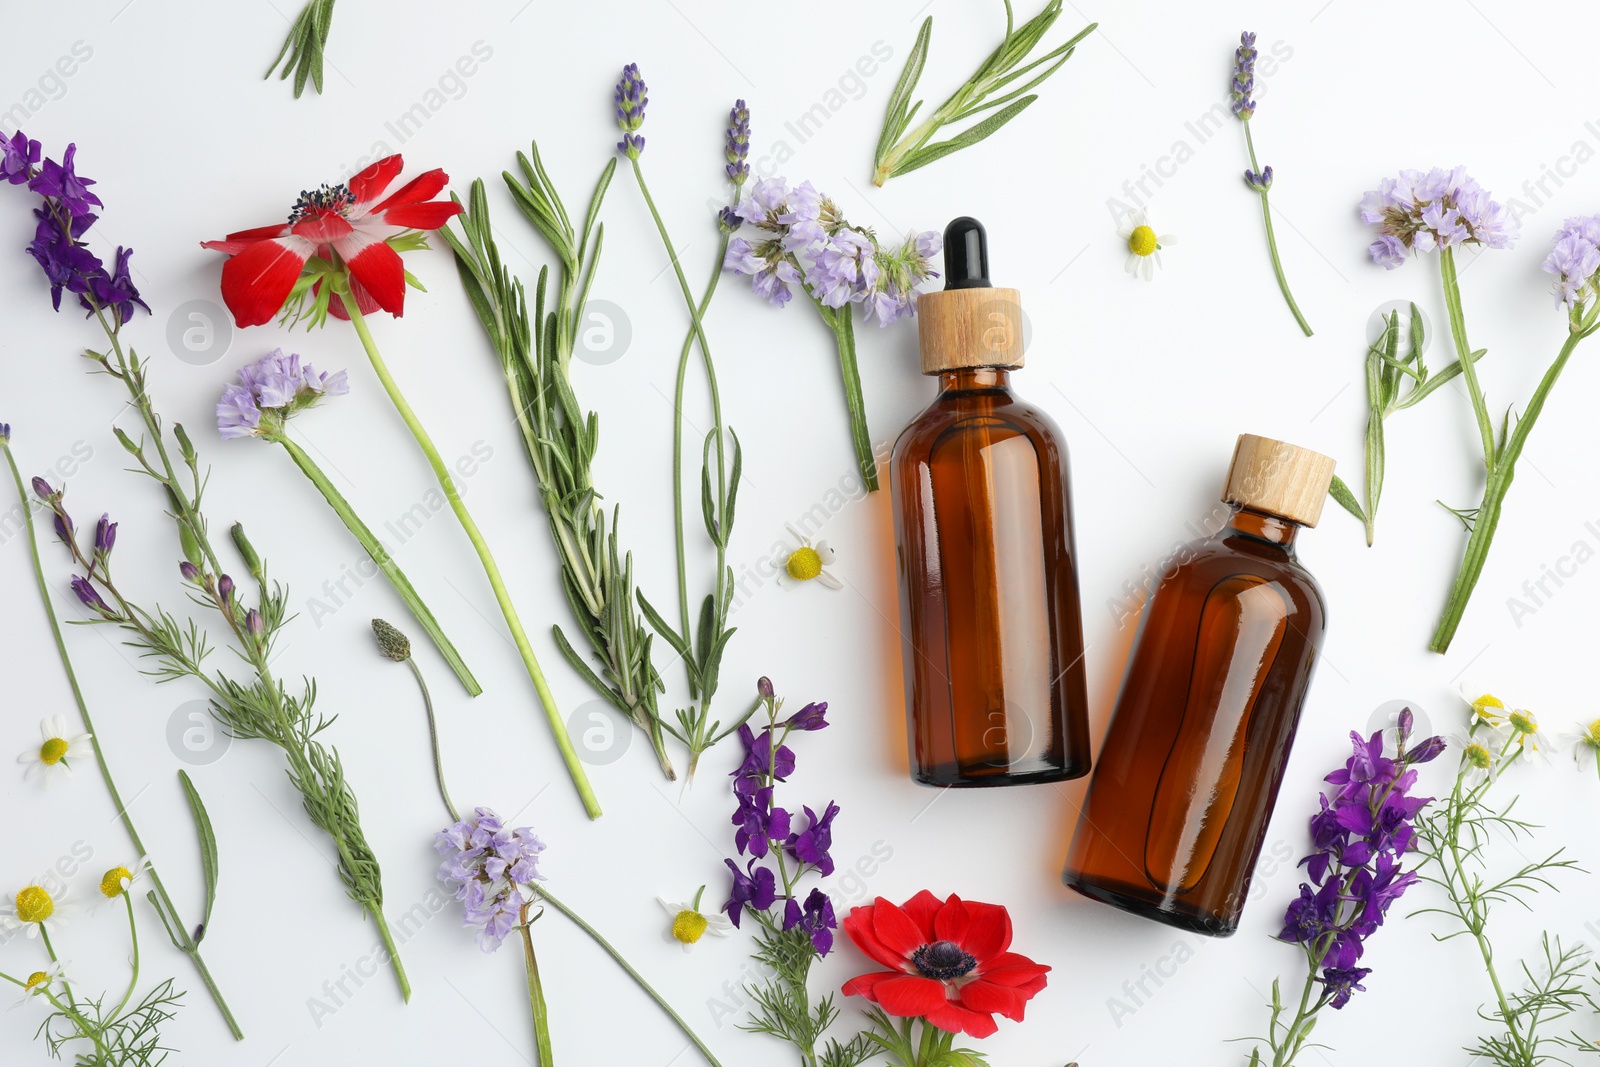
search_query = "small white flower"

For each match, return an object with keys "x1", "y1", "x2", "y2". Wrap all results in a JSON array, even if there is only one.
[
  {"x1": 1118, "y1": 208, "x2": 1176, "y2": 282},
  {"x1": 17, "y1": 715, "x2": 92, "y2": 786},
  {"x1": 1503, "y1": 706, "x2": 1550, "y2": 764},
  {"x1": 1559, "y1": 717, "x2": 1600, "y2": 771},
  {"x1": 95, "y1": 857, "x2": 152, "y2": 906},
  {"x1": 14, "y1": 961, "x2": 67, "y2": 1006},
  {"x1": 0, "y1": 884, "x2": 77, "y2": 940},
  {"x1": 1447, "y1": 731, "x2": 1500, "y2": 787},
  {"x1": 1461, "y1": 691, "x2": 1509, "y2": 732},
  {"x1": 658, "y1": 892, "x2": 733, "y2": 953},
  {"x1": 774, "y1": 532, "x2": 841, "y2": 591}
]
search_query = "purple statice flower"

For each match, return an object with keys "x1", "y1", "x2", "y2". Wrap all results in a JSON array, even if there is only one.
[
  {"x1": 217, "y1": 349, "x2": 348, "y2": 440},
  {"x1": 1359, "y1": 167, "x2": 1519, "y2": 268},
  {"x1": 1230, "y1": 32, "x2": 1257, "y2": 119},
  {"x1": 1541, "y1": 214, "x2": 1600, "y2": 311},
  {"x1": 1244, "y1": 166, "x2": 1273, "y2": 191},
  {"x1": 434, "y1": 806, "x2": 546, "y2": 953},
  {"x1": 2, "y1": 131, "x2": 40, "y2": 185},
  {"x1": 1277, "y1": 712, "x2": 1442, "y2": 1009},
  {"x1": 807, "y1": 228, "x2": 879, "y2": 309},
  {"x1": 782, "y1": 887, "x2": 838, "y2": 956},
  {"x1": 725, "y1": 99, "x2": 750, "y2": 186},
  {"x1": 614, "y1": 63, "x2": 647, "y2": 158},
  {"x1": 784, "y1": 801, "x2": 839, "y2": 876},
  {"x1": 29, "y1": 144, "x2": 102, "y2": 218}
]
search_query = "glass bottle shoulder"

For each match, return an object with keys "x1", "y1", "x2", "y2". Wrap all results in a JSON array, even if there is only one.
[
  {"x1": 1155, "y1": 529, "x2": 1326, "y2": 622},
  {"x1": 892, "y1": 382, "x2": 1066, "y2": 467}
]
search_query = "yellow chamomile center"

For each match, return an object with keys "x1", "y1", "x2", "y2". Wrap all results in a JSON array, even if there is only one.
[
  {"x1": 24, "y1": 971, "x2": 50, "y2": 994},
  {"x1": 38, "y1": 737, "x2": 69, "y2": 765},
  {"x1": 15, "y1": 885, "x2": 54, "y2": 924},
  {"x1": 1470, "y1": 694, "x2": 1505, "y2": 726},
  {"x1": 1584, "y1": 718, "x2": 1600, "y2": 748},
  {"x1": 786, "y1": 547, "x2": 823, "y2": 582},
  {"x1": 1508, "y1": 710, "x2": 1538, "y2": 737},
  {"x1": 671, "y1": 909, "x2": 709, "y2": 945},
  {"x1": 1128, "y1": 225, "x2": 1159, "y2": 257},
  {"x1": 101, "y1": 866, "x2": 133, "y2": 899},
  {"x1": 1463, "y1": 742, "x2": 1494, "y2": 771}
]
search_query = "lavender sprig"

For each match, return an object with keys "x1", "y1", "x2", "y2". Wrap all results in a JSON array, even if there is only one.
[
  {"x1": 1231, "y1": 32, "x2": 1312, "y2": 337},
  {"x1": 1244, "y1": 711, "x2": 1443, "y2": 1066}
]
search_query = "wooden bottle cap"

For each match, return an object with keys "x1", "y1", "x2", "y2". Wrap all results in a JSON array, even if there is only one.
[
  {"x1": 916, "y1": 287, "x2": 1026, "y2": 374},
  {"x1": 1222, "y1": 434, "x2": 1337, "y2": 527}
]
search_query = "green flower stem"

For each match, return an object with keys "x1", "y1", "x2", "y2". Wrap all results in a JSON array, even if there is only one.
[
  {"x1": 1429, "y1": 254, "x2": 1597, "y2": 652},
  {"x1": 811, "y1": 298, "x2": 878, "y2": 492},
  {"x1": 405, "y1": 654, "x2": 459, "y2": 823},
  {"x1": 0, "y1": 437, "x2": 244, "y2": 1040},
  {"x1": 338, "y1": 291, "x2": 601, "y2": 820},
  {"x1": 372, "y1": 911, "x2": 411, "y2": 1003},
  {"x1": 110, "y1": 893, "x2": 140, "y2": 1020},
  {"x1": 519, "y1": 902, "x2": 555, "y2": 1067},
  {"x1": 537, "y1": 887, "x2": 724, "y2": 1067},
  {"x1": 274, "y1": 435, "x2": 480, "y2": 696},
  {"x1": 1244, "y1": 123, "x2": 1312, "y2": 337}
]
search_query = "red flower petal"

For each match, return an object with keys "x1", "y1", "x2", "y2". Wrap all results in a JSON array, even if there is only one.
[
  {"x1": 933, "y1": 894, "x2": 971, "y2": 945},
  {"x1": 843, "y1": 906, "x2": 910, "y2": 972},
  {"x1": 958, "y1": 979, "x2": 1026, "y2": 1021},
  {"x1": 218, "y1": 235, "x2": 314, "y2": 327},
  {"x1": 378, "y1": 199, "x2": 465, "y2": 231},
  {"x1": 957, "y1": 900, "x2": 1012, "y2": 963},
  {"x1": 871, "y1": 897, "x2": 929, "y2": 959},
  {"x1": 870, "y1": 975, "x2": 949, "y2": 1018},
  {"x1": 200, "y1": 223, "x2": 290, "y2": 255},
  {"x1": 979, "y1": 953, "x2": 1050, "y2": 988},
  {"x1": 925, "y1": 1001, "x2": 998, "y2": 1039},
  {"x1": 350, "y1": 155, "x2": 403, "y2": 209},
  {"x1": 373, "y1": 168, "x2": 448, "y2": 214},
  {"x1": 291, "y1": 212, "x2": 355, "y2": 244},
  {"x1": 335, "y1": 230, "x2": 407, "y2": 317},
  {"x1": 840, "y1": 971, "x2": 894, "y2": 1001},
  {"x1": 901, "y1": 890, "x2": 942, "y2": 942}
]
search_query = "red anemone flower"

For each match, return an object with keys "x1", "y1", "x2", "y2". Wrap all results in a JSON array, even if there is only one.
[
  {"x1": 840, "y1": 891, "x2": 1049, "y2": 1039},
  {"x1": 200, "y1": 154, "x2": 463, "y2": 327}
]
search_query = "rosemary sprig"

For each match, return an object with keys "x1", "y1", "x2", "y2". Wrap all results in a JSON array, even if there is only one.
[
  {"x1": 265, "y1": 0, "x2": 337, "y2": 98},
  {"x1": 873, "y1": 2, "x2": 1096, "y2": 185}
]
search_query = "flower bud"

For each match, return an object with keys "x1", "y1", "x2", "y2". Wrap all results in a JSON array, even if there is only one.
[
  {"x1": 30, "y1": 476, "x2": 55, "y2": 501},
  {"x1": 71, "y1": 575, "x2": 118, "y2": 620},
  {"x1": 757, "y1": 676, "x2": 775, "y2": 700},
  {"x1": 94, "y1": 514, "x2": 117, "y2": 558},
  {"x1": 1396, "y1": 707, "x2": 1414, "y2": 741},
  {"x1": 1404, "y1": 735, "x2": 1448, "y2": 765},
  {"x1": 231, "y1": 522, "x2": 263, "y2": 581},
  {"x1": 217, "y1": 574, "x2": 235, "y2": 606},
  {"x1": 245, "y1": 608, "x2": 265, "y2": 638},
  {"x1": 178, "y1": 561, "x2": 202, "y2": 583},
  {"x1": 371, "y1": 618, "x2": 412, "y2": 661},
  {"x1": 178, "y1": 521, "x2": 205, "y2": 568}
]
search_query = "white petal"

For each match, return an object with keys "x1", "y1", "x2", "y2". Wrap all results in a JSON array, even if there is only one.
[
  {"x1": 816, "y1": 572, "x2": 844, "y2": 591},
  {"x1": 1158, "y1": 234, "x2": 1178, "y2": 245},
  {"x1": 815, "y1": 543, "x2": 837, "y2": 565},
  {"x1": 658, "y1": 897, "x2": 687, "y2": 917},
  {"x1": 1124, "y1": 254, "x2": 1140, "y2": 275}
]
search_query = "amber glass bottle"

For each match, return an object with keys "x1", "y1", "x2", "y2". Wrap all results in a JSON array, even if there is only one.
[
  {"x1": 890, "y1": 218, "x2": 1091, "y2": 787},
  {"x1": 1062, "y1": 435, "x2": 1335, "y2": 934}
]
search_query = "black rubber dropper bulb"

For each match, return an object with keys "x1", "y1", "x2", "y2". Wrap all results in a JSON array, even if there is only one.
[{"x1": 943, "y1": 216, "x2": 991, "y2": 290}]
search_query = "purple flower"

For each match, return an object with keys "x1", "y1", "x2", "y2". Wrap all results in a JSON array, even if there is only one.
[
  {"x1": 31, "y1": 476, "x2": 56, "y2": 501},
  {"x1": 733, "y1": 788, "x2": 791, "y2": 858},
  {"x1": 218, "y1": 350, "x2": 347, "y2": 439},
  {"x1": 732, "y1": 722, "x2": 795, "y2": 790},
  {"x1": 784, "y1": 801, "x2": 839, "y2": 876},
  {"x1": 217, "y1": 574, "x2": 236, "y2": 607},
  {"x1": 1245, "y1": 166, "x2": 1273, "y2": 191},
  {"x1": 725, "y1": 100, "x2": 750, "y2": 185},
  {"x1": 29, "y1": 144, "x2": 102, "y2": 218},
  {"x1": 756, "y1": 676, "x2": 775, "y2": 700},
  {"x1": 70, "y1": 575, "x2": 117, "y2": 620},
  {"x1": 723, "y1": 858, "x2": 777, "y2": 927},
  {"x1": 1231, "y1": 32, "x2": 1258, "y2": 119},
  {"x1": 244, "y1": 608, "x2": 265, "y2": 638},
  {"x1": 88, "y1": 246, "x2": 149, "y2": 324},
  {"x1": 614, "y1": 63, "x2": 647, "y2": 158},
  {"x1": 435, "y1": 807, "x2": 547, "y2": 953},
  {"x1": 1542, "y1": 214, "x2": 1600, "y2": 310},
  {"x1": 93, "y1": 514, "x2": 117, "y2": 560},
  {"x1": 27, "y1": 204, "x2": 104, "y2": 312},
  {"x1": 1319, "y1": 967, "x2": 1371, "y2": 1009},
  {"x1": 781, "y1": 701, "x2": 828, "y2": 731},
  {"x1": 1, "y1": 131, "x2": 40, "y2": 185},
  {"x1": 179, "y1": 561, "x2": 202, "y2": 584},
  {"x1": 1360, "y1": 167, "x2": 1518, "y2": 267},
  {"x1": 782, "y1": 888, "x2": 838, "y2": 956}
]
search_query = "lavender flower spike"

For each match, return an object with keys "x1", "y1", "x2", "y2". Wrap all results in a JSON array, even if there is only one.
[
  {"x1": 725, "y1": 100, "x2": 751, "y2": 186},
  {"x1": 1231, "y1": 32, "x2": 1257, "y2": 119},
  {"x1": 614, "y1": 63, "x2": 648, "y2": 158}
]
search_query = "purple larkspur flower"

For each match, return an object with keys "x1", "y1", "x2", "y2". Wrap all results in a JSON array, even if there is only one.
[
  {"x1": 781, "y1": 701, "x2": 829, "y2": 731},
  {"x1": 1542, "y1": 214, "x2": 1600, "y2": 310},
  {"x1": 88, "y1": 246, "x2": 149, "y2": 324},
  {"x1": 434, "y1": 806, "x2": 547, "y2": 953},
  {"x1": 2, "y1": 131, "x2": 40, "y2": 185},
  {"x1": 723, "y1": 858, "x2": 777, "y2": 927},
  {"x1": 782, "y1": 887, "x2": 838, "y2": 956},
  {"x1": 27, "y1": 204, "x2": 104, "y2": 312},
  {"x1": 784, "y1": 801, "x2": 839, "y2": 876},
  {"x1": 71, "y1": 575, "x2": 117, "y2": 619},
  {"x1": 1319, "y1": 967, "x2": 1371, "y2": 1009},
  {"x1": 725, "y1": 99, "x2": 750, "y2": 185},
  {"x1": 217, "y1": 349, "x2": 348, "y2": 440},
  {"x1": 734, "y1": 787, "x2": 791, "y2": 859},
  {"x1": 732, "y1": 722, "x2": 795, "y2": 792},
  {"x1": 1360, "y1": 167, "x2": 1518, "y2": 268},
  {"x1": 93, "y1": 514, "x2": 117, "y2": 560},
  {"x1": 614, "y1": 63, "x2": 647, "y2": 157},
  {"x1": 29, "y1": 144, "x2": 102, "y2": 218},
  {"x1": 1231, "y1": 32, "x2": 1258, "y2": 119}
]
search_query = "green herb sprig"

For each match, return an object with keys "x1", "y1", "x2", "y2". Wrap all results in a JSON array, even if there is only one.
[
  {"x1": 266, "y1": 0, "x2": 337, "y2": 98},
  {"x1": 873, "y1": 2, "x2": 1096, "y2": 186}
]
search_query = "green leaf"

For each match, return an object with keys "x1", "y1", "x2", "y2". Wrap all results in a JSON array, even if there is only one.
[
  {"x1": 724, "y1": 428, "x2": 743, "y2": 536},
  {"x1": 875, "y1": 16, "x2": 933, "y2": 163},
  {"x1": 1328, "y1": 475, "x2": 1366, "y2": 523},
  {"x1": 178, "y1": 769, "x2": 219, "y2": 941},
  {"x1": 894, "y1": 95, "x2": 1039, "y2": 178}
]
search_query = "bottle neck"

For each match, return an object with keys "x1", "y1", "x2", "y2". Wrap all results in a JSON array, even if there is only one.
[
  {"x1": 936, "y1": 367, "x2": 1012, "y2": 394},
  {"x1": 1226, "y1": 505, "x2": 1301, "y2": 550}
]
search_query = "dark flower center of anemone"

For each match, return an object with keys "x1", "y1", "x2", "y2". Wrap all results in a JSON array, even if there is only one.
[
  {"x1": 911, "y1": 940, "x2": 977, "y2": 982},
  {"x1": 288, "y1": 182, "x2": 354, "y2": 223}
]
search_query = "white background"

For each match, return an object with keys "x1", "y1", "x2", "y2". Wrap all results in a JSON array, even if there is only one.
[{"x1": 3, "y1": 2, "x2": 1599, "y2": 1064}]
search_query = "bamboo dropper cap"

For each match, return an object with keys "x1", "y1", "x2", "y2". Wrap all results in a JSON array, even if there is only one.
[
  {"x1": 916, "y1": 217, "x2": 1026, "y2": 374},
  {"x1": 1222, "y1": 434, "x2": 1337, "y2": 527}
]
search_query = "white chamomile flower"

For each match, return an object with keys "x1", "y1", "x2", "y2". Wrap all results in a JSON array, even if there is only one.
[
  {"x1": 14, "y1": 961, "x2": 67, "y2": 1006},
  {"x1": 96, "y1": 857, "x2": 152, "y2": 906},
  {"x1": 775, "y1": 533, "x2": 841, "y2": 591},
  {"x1": 658, "y1": 889, "x2": 733, "y2": 953},
  {"x1": 1118, "y1": 209, "x2": 1175, "y2": 282},
  {"x1": 1448, "y1": 731, "x2": 1499, "y2": 787},
  {"x1": 0, "y1": 884, "x2": 77, "y2": 939},
  {"x1": 17, "y1": 715, "x2": 92, "y2": 786},
  {"x1": 1559, "y1": 717, "x2": 1600, "y2": 772},
  {"x1": 1503, "y1": 706, "x2": 1550, "y2": 763},
  {"x1": 1463, "y1": 692, "x2": 1509, "y2": 732}
]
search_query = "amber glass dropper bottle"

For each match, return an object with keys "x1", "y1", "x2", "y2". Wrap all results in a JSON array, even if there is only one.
[
  {"x1": 1063, "y1": 434, "x2": 1336, "y2": 935},
  {"x1": 889, "y1": 217, "x2": 1091, "y2": 787}
]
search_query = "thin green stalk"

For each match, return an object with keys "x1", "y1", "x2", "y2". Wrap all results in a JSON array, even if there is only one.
[
  {"x1": 537, "y1": 888, "x2": 724, "y2": 1067},
  {"x1": 110, "y1": 893, "x2": 141, "y2": 1020},
  {"x1": 1438, "y1": 248, "x2": 1497, "y2": 473},
  {"x1": 338, "y1": 290, "x2": 600, "y2": 819},
  {"x1": 0, "y1": 436, "x2": 244, "y2": 1040},
  {"x1": 1243, "y1": 123, "x2": 1312, "y2": 337},
  {"x1": 520, "y1": 902, "x2": 556, "y2": 1067},
  {"x1": 405, "y1": 654, "x2": 459, "y2": 823},
  {"x1": 817, "y1": 301, "x2": 877, "y2": 491},
  {"x1": 372, "y1": 912, "x2": 411, "y2": 1004},
  {"x1": 275, "y1": 434, "x2": 480, "y2": 696}
]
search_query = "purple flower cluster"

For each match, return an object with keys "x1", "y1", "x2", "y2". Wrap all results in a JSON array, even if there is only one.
[
  {"x1": 1360, "y1": 167, "x2": 1519, "y2": 269},
  {"x1": 1541, "y1": 214, "x2": 1600, "y2": 311},
  {"x1": 3, "y1": 132, "x2": 147, "y2": 323},
  {"x1": 723, "y1": 177, "x2": 940, "y2": 323},
  {"x1": 30, "y1": 478, "x2": 124, "y2": 620},
  {"x1": 723, "y1": 681, "x2": 839, "y2": 955},
  {"x1": 216, "y1": 349, "x2": 348, "y2": 440},
  {"x1": 1279, "y1": 710, "x2": 1443, "y2": 1009},
  {"x1": 1231, "y1": 32, "x2": 1258, "y2": 119},
  {"x1": 434, "y1": 807, "x2": 546, "y2": 953},
  {"x1": 614, "y1": 63, "x2": 647, "y2": 158}
]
